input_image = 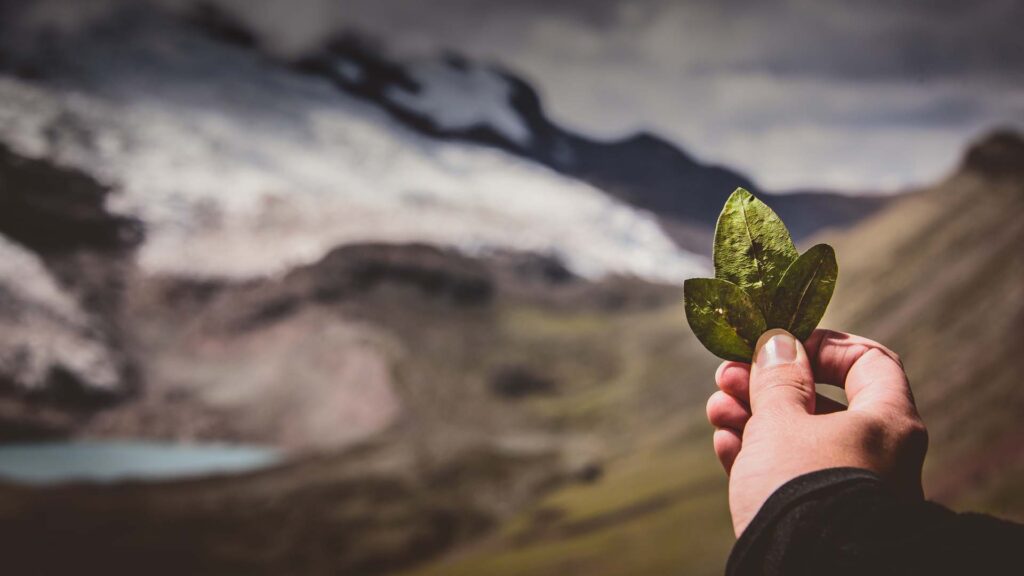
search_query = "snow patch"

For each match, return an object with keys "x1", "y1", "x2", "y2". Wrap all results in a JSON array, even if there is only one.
[
  {"x1": 0, "y1": 14, "x2": 707, "y2": 284},
  {"x1": 333, "y1": 58, "x2": 364, "y2": 84},
  {"x1": 385, "y1": 59, "x2": 532, "y2": 146},
  {"x1": 0, "y1": 236, "x2": 121, "y2": 392}
]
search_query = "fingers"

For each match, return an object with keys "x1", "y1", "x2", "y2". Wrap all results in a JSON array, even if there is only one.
[
  {"x1": 713, "y1": 428, "x2": 742, "y2": 474},
  {"x1": 715, "y1": 361, "x2": 751, "y2": 404},
  {"x1": 803, "y1": 329, "x2": 901, "y2": 384},
  {"x1": 803, "y1": 329, "x2": 915, "y2": 417},
  {"x1": 717, "y1": 360, "x2": 847, "y2": 415},
  {"x1": 748, "y1": 329, "x2": 816, "y2": 415},
  {"x1": 707, "y1": 390, "x2": 751, "y2": 431},
  {"x1": 707, "y1": 387, "x2": 751, "y2": 474}
]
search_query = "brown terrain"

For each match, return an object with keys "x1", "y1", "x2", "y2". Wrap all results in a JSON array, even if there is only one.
[
  {"x1": 0, "y1": 131, "x2": 1020, "y2": 575},
  {"x1": 825, "y1": 129, "x2": 1024, "y2": 510}
]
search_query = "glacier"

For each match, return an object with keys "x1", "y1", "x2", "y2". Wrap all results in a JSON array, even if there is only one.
[
  {"x1": 385, "y1": 57, "x2": 533, "y2": 146},
  {"x1": 0, "y1": 8, "x2": 708, "y2": 283}
]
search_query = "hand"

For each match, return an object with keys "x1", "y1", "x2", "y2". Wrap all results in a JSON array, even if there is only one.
[{"x1": 706, "y1": 328, "x2": 929, "y2": 537}]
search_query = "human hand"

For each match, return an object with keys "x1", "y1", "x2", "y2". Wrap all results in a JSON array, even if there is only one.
[{"x1": 706, "y1": 328, "x2": 929, "y2": 537}]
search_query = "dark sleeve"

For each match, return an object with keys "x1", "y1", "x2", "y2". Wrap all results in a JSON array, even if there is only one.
[{"x1": 727, "y1": 467, "x2": 1024, "y2": 576}]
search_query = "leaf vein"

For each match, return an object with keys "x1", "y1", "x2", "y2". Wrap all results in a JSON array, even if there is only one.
[
  {"x1": 786, "y1": 256, "x2": 824, "y2": 331},
  {"x1": 738, "y1": 200, "x2": 766, "y2": 292}
]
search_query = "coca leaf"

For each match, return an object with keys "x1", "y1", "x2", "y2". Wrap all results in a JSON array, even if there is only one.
[
  {"x1": 713, "y1": 188, "x2": 798, "y2": 315},
  {"x1": 767, "y1": 244, "x2": 838, "y2": 341},
  {"x1": 684, "y1": 278, "x2": 767, "y2": 362}
]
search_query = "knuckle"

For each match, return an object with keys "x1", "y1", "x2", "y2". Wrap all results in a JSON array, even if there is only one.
[
  {"x1": 861, "y1": 346, "x2": 889, "y2": 365},
  {"x1": 706, "y1": 392, "x2": 726, "y2": 423},
  {"x1": 818, "y1": 329, "x2": 843, "y2": 345},
  {"x1": 897, "y1": 418, "x2": 929, "y2": 452},
  {"x1": 863, "y1": 346, "x2": 904, "y2": 371},
  {"x1": 757, "y1": 372, "x2": 813, "y2": 404},
  {"x1": 858, "y1": 415, "x2": 889, "y2": 447},
  {"x1": 869, "y1": 414, "x2": 928, "y2": 452},
  {"x1": 854, "y1": 413, "x2": 928, "y2": 458}
]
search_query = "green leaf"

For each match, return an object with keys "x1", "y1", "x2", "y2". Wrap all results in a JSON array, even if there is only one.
[
  {"x1": 684, "y1": 278, "x2": 767, "y2": 362},
  {"x1": 713, "y1": 188, "x2": 798, "y2": 315},
  {"x1": 683, "y1": 188, "x2": 841, "y2": 361},
  {"x1": 767, "y1": 244, "x2": 838, "y2": 341}
]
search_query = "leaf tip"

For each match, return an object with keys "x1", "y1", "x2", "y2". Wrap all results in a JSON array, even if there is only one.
[
  {"x1": 807, "y1": 243, "x2": 836, "y2": 257},
  {"x1": 727, "y1": 187, "x2": 753, "y2": 203}
]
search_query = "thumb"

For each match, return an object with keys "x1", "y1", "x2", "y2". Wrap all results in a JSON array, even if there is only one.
[{"x1": 749, "y1": 329, "x2": 816, "y2": 415}]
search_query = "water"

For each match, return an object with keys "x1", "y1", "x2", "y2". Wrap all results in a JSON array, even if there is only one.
[{"x1": 0, "y1": 441, "x2": 280, "y2": 484}]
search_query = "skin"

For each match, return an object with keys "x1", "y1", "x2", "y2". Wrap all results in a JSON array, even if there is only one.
[{"x1": 706, "y1": 328, "x2": 929, "y2": 537}]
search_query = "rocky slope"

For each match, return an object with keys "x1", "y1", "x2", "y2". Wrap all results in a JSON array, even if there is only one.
[
  {"x1": 0, "y1": 237, "x2": 707, "y2": 575},
  {"x1": 0, "y1": 132, "x2": 1019, "y2": 575},
  {"x1": 286, "y1": 26, "x2": 888, "y2": 247},
  {"x1": 0, "y1": 143, "x2": 140, "y2": 437},
  {"x1": 0, "y1": 2, "x2": 889, "y2": 282},
  {"x1": 0, "y1": 4, "x2": 703, "y2": 283},
  {"x1": 385, "y1": 130, "x2": 1024, "y2": 576},
  {"x1": 188, "y1": 4, "x2": 887, "y2": 250},
  {"x1": 0, "y1": 144, "x2": 705, "y2": 571},
  {"x1": 825, "y1": 129, "x2": 1024, "y2": 511}
]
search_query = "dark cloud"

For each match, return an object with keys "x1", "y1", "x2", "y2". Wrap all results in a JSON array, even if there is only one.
[
  {"x1": 3, "y1": 0, "x2": 1022, "y2": 190},
  {"x1": 10, "y1": 0, "x2": 1023, "y2": 80},
  {"x1": 737, "y1": 0, "x2": 1024, "y2": 81}
]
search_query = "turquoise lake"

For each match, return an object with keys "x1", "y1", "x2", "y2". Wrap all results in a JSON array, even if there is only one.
[{"x1": 0, "y1": 441, "x2": 280, "y2": 484}]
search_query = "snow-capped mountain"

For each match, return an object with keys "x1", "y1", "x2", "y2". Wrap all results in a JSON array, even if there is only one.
[
  {"x1": 288, "y1": 30, "x2": 888, "y2": 244},
  {"x1": 292, "y1": 34, "x2": 758, "y2": 237},
  {"x1": 0, "y1": 6, "x2": 705, "y2": 283}
]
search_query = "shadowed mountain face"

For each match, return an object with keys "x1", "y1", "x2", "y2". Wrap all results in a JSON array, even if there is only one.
[
  {"x1": 0, "y1": 145, "x2": 142, "y2": 255},
  {"x1": 0, "y1": 144, "x2": 140, "y2": 430},
  {"x1": 0, "y1": 5, "x2": 704, "y2": 283},
  {"x1": 0, "y1": 3, "x2": 887, "y2": 281},
  {"x1": 825, "y1": 130, "x2": 1024, "y2": 509},
  {"x1": 292, "y1": 37, "x2": 758, "y2": 225},
  {"x1": 287, "y1": 30, "x2": 889, "y2": 248},
  {"x1": 186, "y1": 5, "x2": 888, "y2": 249}
]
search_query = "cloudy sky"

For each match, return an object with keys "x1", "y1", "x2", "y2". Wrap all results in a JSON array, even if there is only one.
[{"x1": 16, "y1": 0, "x2": 1024, "y2": 192}]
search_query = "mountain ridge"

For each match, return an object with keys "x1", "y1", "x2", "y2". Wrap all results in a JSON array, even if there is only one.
[
  {"x1": 0, "y1": 4, "x2": 703, "y2": 283},
  {"x1": 825, "y1": 128, "x2": 1024, "y2": 509},
  {"x1": 283, "y1": 26, "x2": 889, "y2": 246},
  {"x1": 183, "y1": 4, "x2": 889, "y2": 248}
]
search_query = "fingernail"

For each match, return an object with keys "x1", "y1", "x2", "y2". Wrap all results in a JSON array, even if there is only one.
[{"x1": 755, "y1": 329, "x2": 798, "y2": 367}]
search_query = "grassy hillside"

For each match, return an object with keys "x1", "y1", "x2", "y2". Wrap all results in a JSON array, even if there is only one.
[
  {"x1": 0, "y1": 247, "x2": 725, "y2": 575},
  {"x1": 825, "y1": 130, "x2": 1024, "y2": 515},
  {"x1": 397, "y1": 131, "x2": 1024, "y2": 576},
  {"x1": 0, "y1": 133, "x2": 1019, "y2": 576}
]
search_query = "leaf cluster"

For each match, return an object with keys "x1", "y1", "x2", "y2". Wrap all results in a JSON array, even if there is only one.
[{"x1": 683, "y1": 188, "x2": 837, "y2": 361}]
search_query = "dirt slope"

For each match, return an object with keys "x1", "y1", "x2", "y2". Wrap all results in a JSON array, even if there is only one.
[{"x1": 825, "y1": 130, "x2": 1024, "y2": 512}]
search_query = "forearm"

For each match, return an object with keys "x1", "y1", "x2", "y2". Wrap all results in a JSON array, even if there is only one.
[{"x1": 727, "y1": 467, "x2": 1024, "y2": 576}]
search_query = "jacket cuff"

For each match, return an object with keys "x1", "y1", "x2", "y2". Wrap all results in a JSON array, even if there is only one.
[{"x1": 726, "y1": 467, "x2": 882, "y2": 575}]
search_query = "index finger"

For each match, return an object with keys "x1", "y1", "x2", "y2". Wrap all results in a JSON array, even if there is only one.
[{"x1": 803, "y1": 329, "x2": 917, "y2": 417}]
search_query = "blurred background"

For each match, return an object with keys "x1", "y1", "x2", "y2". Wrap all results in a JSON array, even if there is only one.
[{"x1": 0, "y1": 0, "x2": 1021, "y2": 574}]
